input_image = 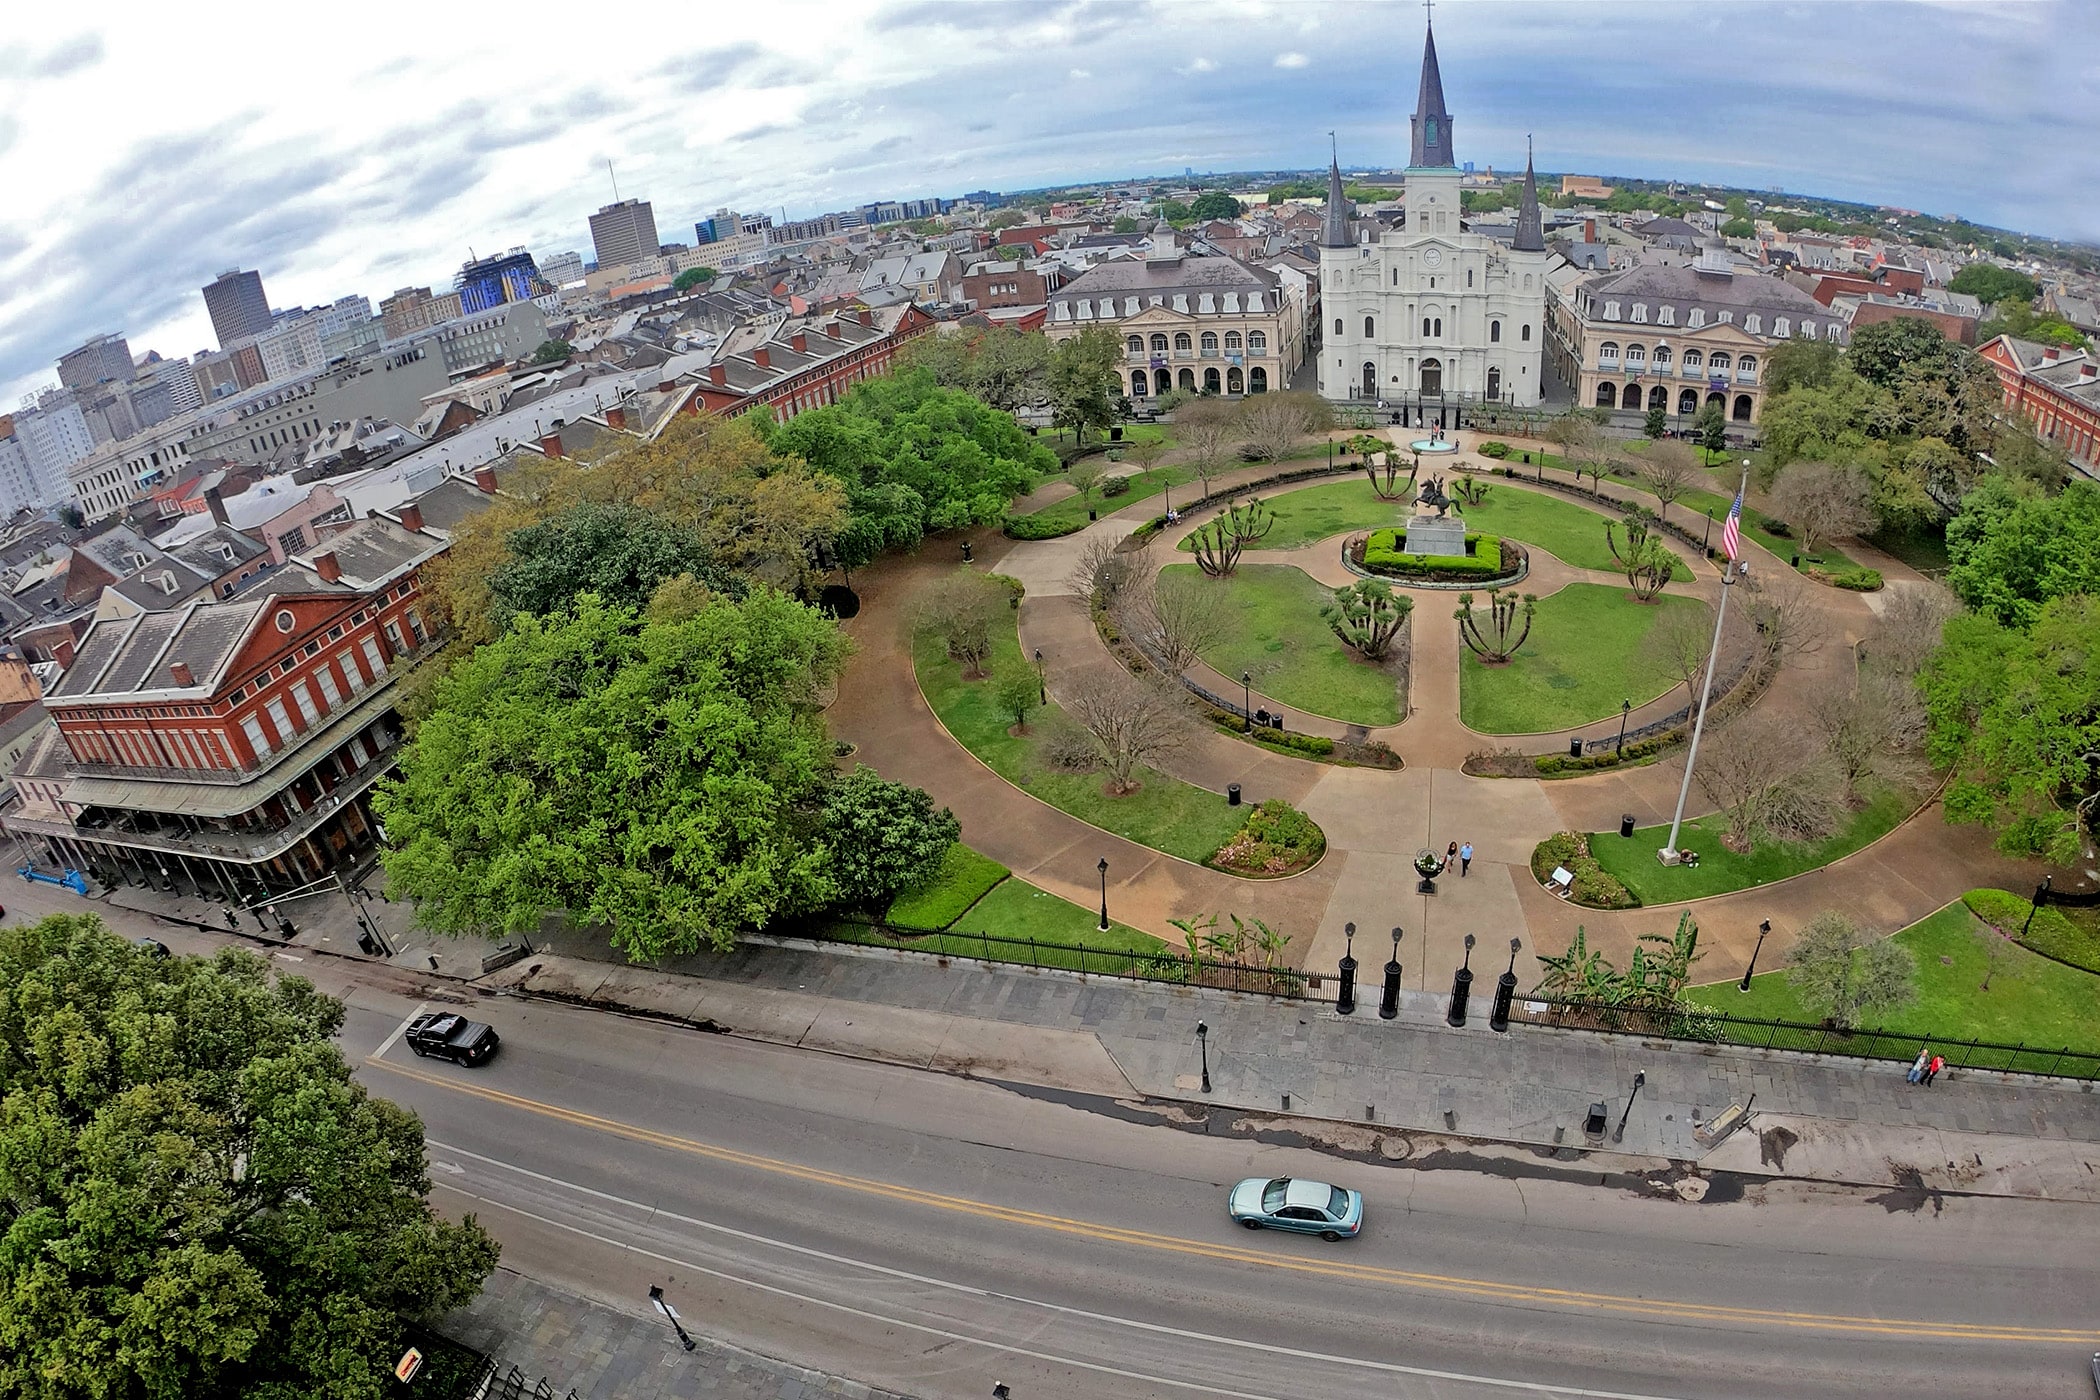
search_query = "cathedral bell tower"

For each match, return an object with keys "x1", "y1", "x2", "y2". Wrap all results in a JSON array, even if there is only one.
[{"x1": 1404, "y1": 19, "x2": 1462, "y2": 239}]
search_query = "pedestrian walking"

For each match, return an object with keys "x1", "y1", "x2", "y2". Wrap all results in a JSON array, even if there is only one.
[
  {"x1": 224, "y1": 908, "x2": 240, "y2": 932},
  {"x1": 1907, "y1": 1049, "x2": 1928, "y2": 1085},
  {"x1": 1459, "y1": 841, "x2": 1473, "y2": 876},
  {"x1": 1925, "y1": 1054, "x2": 1944, "y2": 1085},
  {"x1": 1445, "y1": 841, "x2": 1459, "y2": 872}
]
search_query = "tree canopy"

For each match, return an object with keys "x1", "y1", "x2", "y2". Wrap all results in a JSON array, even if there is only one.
[
  {"x1": 529, "y1": 339, "x2": 573, "y2": 365},
  {"x1": 1944, "y1": 478, "x2": 2100, "y2": 628},
  {"x1": 0, "y1": 915, "x2": 498, "y2": 1399},
  {"x1": 1188, "y1": 191, "x2": 1242, "y2": 221},
  {"x1": 376, "y1": 591, "x2": 857, "y2": 959},
  {"x1": 1946, "y1": 262, "x2": 2039, "y2": 306},
  {"x1": 1046, "y1": 326, "x2": 1125, "y2": 444},
  {"x1": 672, "y1": 266, "x2": 718, "y2": 292},
  {"x1": 487, "y1": 500, "x2": 742, "y2": 624}
]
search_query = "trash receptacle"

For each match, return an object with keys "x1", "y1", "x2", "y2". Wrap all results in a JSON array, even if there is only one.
[
  {"x1": 1620, "y1": 813, "x2": 1636, "y2": 838},
  {"x1": 1227, "y1": 783, "x2": 1242, "y2": 807},
  {"x1": 1569, "y1": 737, "x2": 1583, "y2": 758},
  {"x1": 1110, "y1": 425, "x2": 1123, "y2": 442},
  {"x1": 1584, "y1": 1102, "x2": 1608, "y2": 1141}
]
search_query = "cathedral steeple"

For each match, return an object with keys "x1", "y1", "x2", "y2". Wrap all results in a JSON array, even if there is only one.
[
  {"x1": 1321, "y1": 135, "x2": 1352, "y2": 248},
  {"x1": 1409, "y1": 18, "x2": 1456, "y2": 169},
  {"x1": 1513, "y1": 137, "x2": 1545, "y2": 252}
]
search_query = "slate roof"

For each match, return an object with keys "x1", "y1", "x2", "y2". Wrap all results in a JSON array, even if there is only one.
[
  {"x1": 49, "y1": 598, "x2": 268, "y2": 700},
  {"x1": 1577, "y1": 261, "x2": 1835, "y2": 326}
]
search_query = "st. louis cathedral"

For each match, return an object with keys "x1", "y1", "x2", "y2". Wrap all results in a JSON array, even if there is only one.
[{"x1": 1317, "y1": 21, "x2": 1550, "y2": 418}]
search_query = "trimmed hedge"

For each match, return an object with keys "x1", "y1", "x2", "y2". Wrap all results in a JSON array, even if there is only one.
[
  {"x1": 1535, "y1": 734, "x2": 1671, "y2": 775},
  {"x1": 1478, "y1": 440, "x2": 1513, "y2": 459},
  {"x1": 1530, "y1": 831, "x2": 1639, "y2": 909},
  {"x1": 1362, "y1": 528, "x2": 1508, "y2": 577},
  {"x1": 888, "y1": 843, "x2": 1012, "y2": 930},
  {"x1": 1809, "y1": 564, "x2": 1884, "y2": 591},
  {"x1": 1004, "y1": 512, "x2": 1086, "y2": 540},
  {"x1": 1100, "y1": 473, "x2": 1132, "y2": 498},
  {"x1": 1964, "y1": 888, "x2": 2100, "y2": 974},
  {"x1": 1252, "y1": 728, "x2": 1335, "y2": 757}
]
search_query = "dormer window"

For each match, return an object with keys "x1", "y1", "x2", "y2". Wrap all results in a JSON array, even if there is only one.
[
  {"x1": 1802, "y1": 321, "x2": 1819, "y2": 339},
  {"x1": 1658, "y1": 305, "x2": 1676, "y2": 326},
  {"x1": 1631, "y1": 303, "x2": 1649, "y2": 323},
  {"x1": 155, "y1": 572, "x2": 177, "y2": 596},
  {"x1": 1773, "y1": 317, "x2": 1790, "y2": 337},
  {"x1": 1688, "y1": 308, "x2": 1706, "y2": 328},
  {"x1": 1603, "y1": 301, "x2": 1621, "y2": 321},
  {"x1": 1744, "y1": 314, "x2": 1761, "y2": 334}
]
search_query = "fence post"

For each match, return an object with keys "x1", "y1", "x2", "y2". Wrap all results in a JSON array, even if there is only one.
[
  {"x1": 2010, "y1": 1040, "x2": 2024, "y2": 1073},
  {"x1": 1960, "y1": 1037, "x2": 1977, "y2": 1068},
  {"x1": 2050, "y1": 1047, "x2": 2067, "y2": 1077},
  {"x1": 1029, "y1": 934, "x2": 1038, "y2": 969},
  {"x1": 982, "y1": 928, "x2": 991, "y2": 962}
]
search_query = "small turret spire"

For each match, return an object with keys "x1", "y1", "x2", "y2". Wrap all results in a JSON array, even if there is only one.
[
  {"x1": 1513, "y1": 135, "x2": 1545, "y2": 253},
  {"x1": 1321, "y1": 133, "x2": 1352, "y2": 249}
]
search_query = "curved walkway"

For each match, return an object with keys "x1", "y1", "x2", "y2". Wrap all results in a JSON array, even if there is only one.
[{"x1": 832, "y1": 427, "x2": 2043, "y2": 999}]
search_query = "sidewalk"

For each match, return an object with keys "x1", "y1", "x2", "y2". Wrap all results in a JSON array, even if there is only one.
[
  {"x1": 442, "y1": 1268, "x2": 919, "y2": 1400},
  {"x1": 64, "y1": 876, "x2": 2100, "y2": 1204}
]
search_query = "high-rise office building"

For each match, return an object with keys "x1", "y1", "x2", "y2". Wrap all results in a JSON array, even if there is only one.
[
  {"x1": 201, "y1": 269, "x2": 274, "y2": 349},
  {"x1": 589, "y1": 198, "x2": 659, "y2": 268},
  {"x1": 455, "y1": 249, "x2": 549, "y2": 315},
  {"x1": 57, "y1": 334, "x2": 136, "y2": 391},
  {"x1": 538, "y1": 250, "x2": 586, "y2": 287}
]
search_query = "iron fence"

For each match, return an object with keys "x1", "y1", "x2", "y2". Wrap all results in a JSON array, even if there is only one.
[
  {"x1": 808, "y1": 918, "x2": 1316, "y2": 999},
  {"x1": 1521, "y1": 996, "x2": 2100, "y2": 1081}
]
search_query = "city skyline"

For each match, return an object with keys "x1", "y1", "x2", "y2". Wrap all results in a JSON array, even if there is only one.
[{"x1": 0, "y1": 0, "x2": 2091, "y2": 407}]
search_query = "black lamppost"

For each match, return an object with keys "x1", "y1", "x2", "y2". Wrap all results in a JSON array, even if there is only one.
[
  {"x1": 1096, "y1": 857, "x2": 1110, "y2": 932},
  {"x1": 1033, "y1": 647, "x2": 1046, "y2": 706},
  {"x1": 1378, "y1": 927, "x2": 1403, "y2": 1019},
  {"x1": 1703, "y1": 508, "x2": 1714, "y2": 553},
  {"x1": 647, "y1": 1285, "x2": 697, "y2": 1352},
  {"x1": 1611, "y1": 1070, "x2": 1646, "y2": 1144},
  {"x1": 1616, "y1": 698, "x2": 1632, "y2": 755},
  {"x1": 1241, "y1": 671, "x2": 1252, "y2": 727},
  {"x1": 1448, "y1": 933, "x2": 1475, "y2": 1027},
  {"x1": 2022, "y1": 876, "x2": 2053, "y2": 938},
  {"x1": 1739, "y1": 919, "x2": 1770, "y2": 992},
  {"x1": 1337, "y1": 922, "x2": 1358, "y2": 1015},
  {"x1": 1195, "y1": 1020, "x2": 1211, "y2": 1093},
  {"x1": 1489, "y1": 937, "x2": 1520, "y2": 1032},
  {"x1": 1162, "y1": 477, "x2": 1173, "y2": 517}
]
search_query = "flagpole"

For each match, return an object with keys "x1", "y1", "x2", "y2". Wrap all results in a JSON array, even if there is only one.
[{"x1": 1660, "y1": 461, "x2": 1751, "y2": 865}]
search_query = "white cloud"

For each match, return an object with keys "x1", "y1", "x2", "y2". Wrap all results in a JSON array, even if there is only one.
[
  {"x1": 1181, "y1": 56, "x2": 1217, "y2": 74},
  {"x1": 1069, "y1": 67, "x2": 1092, "y2": 79},
  {"x1": 1274, "y1": 51, "x2": 1310, "y2": 69}
]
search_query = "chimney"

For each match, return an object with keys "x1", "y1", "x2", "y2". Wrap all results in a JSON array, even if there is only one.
[
  {"x1": 2082, "y1": 363, "x2": 2098, "y2": 381},
  {"x1": 824, "y1": 322, "x2": 840, "y2": 339},
  {"x1": 169, "y1": 661, "x2": 194, "y2": 687},
  {"x1": 1584, "y1": 218, "x2": 1596, "y2": 243},
  {"x1": 204, "y1": 486, "x2": 229, "y2": 526},
  {"x1": 398, "y1": 502, "x2": 424, "y2": 533},
  {"x1": 2043, "y1": 346, "x2": 2062, "y2": 362},
  {"x1": 474, "y1": 465, "x2": 500, "y2": 494},
  {"x1": 313, "y1": 551, "x2": 342, "y2": 584},
  {"x1": 604, "y1": 405, "x2": 628, "y2": 431},
  {"x1": 708, "y1": 363, "x2": 727, "y2": 386},
  {"x1": 858, "y1": 308, "x2": 874, "y2": 326},
  {"x1": 790, "y1": 332, "x2": 808, "y2": 353},
  {"x1": 539, "y1": 432, "x2": 564, "y2": 458},
  {"x1": 657, "y1": 378, "x2": 675, "y2": 393},
  {"x1": 753, "y1": 347, "x2": 772, "y2": 369}
]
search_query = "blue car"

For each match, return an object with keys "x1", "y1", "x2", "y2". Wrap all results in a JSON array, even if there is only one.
[{"x1": 1227, "y1": 1177, "x2": 1364, "y2": 1240}]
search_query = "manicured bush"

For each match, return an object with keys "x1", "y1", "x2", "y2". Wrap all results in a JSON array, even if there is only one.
[
  {"x1": 1479, "y1": 441, "x2": 1512, "y2": 459},
  {"x1": 1252, "y1": 728, "x2": 1336, "y2": 757},
  {"x1": 1100, "y1": 474, "x2": 1132, "y2": 498},
  {"x1": 1211, "y1": 798, "x2": 1326, "y2": 875},
  {"x1": 1811, "y1": 565, "x2": 1884, "y2": 591},
  {"x1": 1534, "y1": 735, "x2": 1670, "y2": 775},
  {"x1": 1528, "y1": 830, "x2": 1638, "y2": 908},
  {"x1": 1004, "y1": 513, "x2": 1085, "y2": 540},
  {"x1": 1362, "y1": 528, "x2": 1509, "y2": 577},
  {"x1": 887, "y1": 843, "x2": 1011, "y2": 930},
  {"x1": 1963, "y1": 887, "x2": 2100, "y2": 973}
]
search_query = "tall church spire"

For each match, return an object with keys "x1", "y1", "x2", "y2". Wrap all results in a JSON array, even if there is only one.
[
  {"x1": 1514, "y1": 136, "x2": 1545, "y2": 252},
  {"x1": 1321, "y1": 134, "x2": 1352, "y2": 248},
  {"x1": 1409, "y1": 18, "x2": 1456, "y2": 168}
]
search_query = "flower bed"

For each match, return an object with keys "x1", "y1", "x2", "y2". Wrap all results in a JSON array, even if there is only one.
[
  {"x1": 1530, "y1": 831, "x2": 1639, "y2": 909},
  {"x1": 1209, "y1": 799, "x2": 1326, "y2": 877}
]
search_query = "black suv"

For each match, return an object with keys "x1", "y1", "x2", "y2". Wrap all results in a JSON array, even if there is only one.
[{"x1": 404, "y1": 1012, "x2": 501, "y2": 1066}]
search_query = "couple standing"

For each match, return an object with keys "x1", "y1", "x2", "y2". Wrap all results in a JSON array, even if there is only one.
[
  {"x1": 1907, "y1": 1049, "x2": 1945, "y2": 1085},
  {"x1": 1443, "y1": 841, "x2": 1474, "y2": 877}
]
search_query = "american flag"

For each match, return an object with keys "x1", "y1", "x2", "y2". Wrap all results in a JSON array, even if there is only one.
[{"x1": 1720, "y1": 487, "x2": 1744, "y2": 563}]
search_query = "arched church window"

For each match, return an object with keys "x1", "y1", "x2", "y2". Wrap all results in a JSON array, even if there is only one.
[
  {"x1": 1364, "y1": 316, "x2": 1375, "y2": 338},
  {"x1": 1490, "y1": 321, "x2": 1501, "y2": 343},
  {"x1": 1433, "y1": 318, "x2": 1442, "y2": 337},
  {"x1": 1522, "y1": 325, "x2": 1532, "y2": 341},
  {"x1": 1467, "y1": 269, "x2": 1475, "y2": 288},
  {"x1": 1334, "y1": 318, "x2": 1343, "y2": 338}
]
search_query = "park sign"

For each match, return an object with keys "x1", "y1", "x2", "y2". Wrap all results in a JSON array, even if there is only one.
[{"x1": 394, "y1": 1348, "x2": 424, "y2": 1382}]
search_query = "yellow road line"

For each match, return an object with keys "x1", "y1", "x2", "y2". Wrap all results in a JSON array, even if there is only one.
[{"x1": 370, "y1": 1057, "x2": 2096, "y2": 1345}]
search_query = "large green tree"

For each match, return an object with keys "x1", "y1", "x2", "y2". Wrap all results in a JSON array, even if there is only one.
[
  {"x1": 487, "y1": 500, "x2": 741, "y2": 623},
  {"x1": 1944, "y1": 478, "x2": 2100, "y2": 627},
  {"x1": 820, "y1": 768, "x2": 959, "y2": 916},
  {"x1": 376, "y1": 591, "x2": 852, "y2": 958},
  {"x1": 1046, "y1": 326, "x2": 1124, "y2": 444},
  {"x1": 1188, "y1": 191, "x2": 1242, "y2": 221},
  {"x1": 1924, "y1": 595, "x2": 2100, "y2": 864},
  {"x1": 0, "y1": 916, "x2": 498, "y2": 1399},
  {"x1": 1946, "y1": 262, "x2": 2039, "y2": 306}
]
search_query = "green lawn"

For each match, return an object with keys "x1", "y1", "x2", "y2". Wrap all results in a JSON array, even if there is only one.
[
  {"x1": 1014, "y1": 464, "x2": 1197, "y2": 533},
  {"x1": 1865, "y1": 528, "x2": 1950, "y2": 576},
  {"x1": 887, "y1": 842, "x2": 1010, "y2": 930},
  {"x1": 1180, "y1": 477, "x2": 1409, "y2": 552},
  {"x1": 1163, "y1": 562, "x2": 1402, "y2": 726},
  {"x1": 832, "y1": 875, "x2": 1170, "y2": 972},
  {"x1": 912, "y1": 615, "x2": 1247, "y2": 864},
  {"x1": 1459, "y1": 583, "x2": 1706, "y2": 734},
  {"x1": 1686, "y1": 901, "x2": 2100, "y2": 1064},
  {"x1": 1668, "y1": 483, "x2": 1859, "y2": 571},
  {"x1": 1458, "y1": 488, "x2": 1690, "y2": 578},
  {"x1": 1587, "y1": 782, "x2": 1920, "y2": 904}
]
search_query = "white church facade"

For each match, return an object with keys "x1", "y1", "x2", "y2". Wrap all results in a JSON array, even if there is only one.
[{"x1": 1317, "y1": 23, "x2": 1551, "y2": 417}]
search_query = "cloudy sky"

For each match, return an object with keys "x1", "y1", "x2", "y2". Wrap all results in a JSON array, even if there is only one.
[{"x1": 2, "y1": 0, "x2": 2093, "y2": 408}]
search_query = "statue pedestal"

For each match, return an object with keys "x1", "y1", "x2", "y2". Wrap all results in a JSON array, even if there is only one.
[{"x1": 1402, "y1": 512, "x2": 1467, "y2": 557}]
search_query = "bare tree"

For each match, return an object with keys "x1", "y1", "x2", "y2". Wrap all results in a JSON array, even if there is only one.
[
  {"x1": 1693, "y1": 712, "x2": 1846, "y2": 852},
  {"x1": 1114, "y1": 570, "x2": 1232, "y2": 674},
  {"x1": 1650, "y1": 603, "x2": 1722, "y2": 715},
  {"x1": 1867, "y1": 582, "x2": 1961, "y2": 679},
  {"x1": 1069, "y1": 533, "x2": 1147, "y2": 610},
  {"x1": 1639, "y1": 440, "x2": 1701, "y2": 525},
  {"x1": 914, "y1": 568, "x2": 1009, "y2": 678},
  {"x1": 1067, "y1": 670, "x2": 1192, "y2": 794},
  {"x1": 1785, "y1": 911, "x2": 1915, "y2": 1030},
  {"x1": 1237, "y1": 391, "x2": 1334, "y2": 463},
  {"x1": 1739, "y1": 574, "x2": 1826, "y2": 674},
  {"x1": 1768, "y1": 461, "x2": 1877, "y2": 558},
  {"x1": 1805, "y1": 668, "x2": 1925, "y2": 800},
  {"x1": 1544, "y1": 413, "x2": 1602, "y2": 485},
  {"x1": 1065, "y1": 457, "x2": 1109, "y2": 516},
  {"x1": 1177, "y1": 400, "x2": 1238, "y2": 501}
]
